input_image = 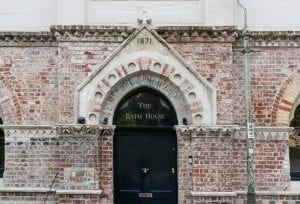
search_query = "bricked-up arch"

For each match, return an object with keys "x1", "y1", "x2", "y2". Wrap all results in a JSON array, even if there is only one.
[
  {"x1": 77, "y1": 25, "x2": 216, "y2": 125},
  {"x1": 0, "y1": 78, "x2": 21, "y2": 124},
  {"x1": 275, "y1": 73, "x2": 300, "y2": 125}
]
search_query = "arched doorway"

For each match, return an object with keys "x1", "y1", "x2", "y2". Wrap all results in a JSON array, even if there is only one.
[{"x1": 113, "y1": 88, "x2": 178, "y2": 204}]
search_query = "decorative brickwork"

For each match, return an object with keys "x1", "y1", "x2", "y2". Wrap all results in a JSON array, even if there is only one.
[
  {"x1": 51, "y1": 25, "x2": 135, "y2": 42},
  {"x1": 156, "y1": 26, "x2": 239, "y2": 43},
  {"x1": 0, "y1": 32, "x2": 56, "y2": 47},
  {"x1": 275, "y1": 74, "x2": 300, "y2": 125},
  {"x1": 0, "y1": 25, "x2": 299, "y2": 203}
]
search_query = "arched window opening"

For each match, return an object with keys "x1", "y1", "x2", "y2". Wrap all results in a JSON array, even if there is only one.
[
  {"x1": 0, "y1": 117, "x2": 4, "y2": 178},
  {"x1": 290, "y1": 105, "x2": 300, "y2": 181}
]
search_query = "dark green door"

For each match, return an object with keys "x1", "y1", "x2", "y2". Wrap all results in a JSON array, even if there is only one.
[{"x1": 114, "y1": 128, "x2": 177, "y2": 204}]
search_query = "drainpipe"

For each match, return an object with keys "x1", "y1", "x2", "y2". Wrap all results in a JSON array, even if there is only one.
[{"x1": 237, "y1": 1, "x2": 256, "y2": 203}]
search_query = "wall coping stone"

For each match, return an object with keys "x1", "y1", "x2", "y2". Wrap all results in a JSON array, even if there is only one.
[
  {"x1": 0, "y1": 188, "x2": 103, "y2": 195},
  {"x1": 236, "y1": 191, "x2": 300, "y2": 196},
  {"x1": 190, "y1": 191, "x2": 300, "y2": 197},
  {"x1": 56, "y1": 189, "x2": 102, "y2": 195}
]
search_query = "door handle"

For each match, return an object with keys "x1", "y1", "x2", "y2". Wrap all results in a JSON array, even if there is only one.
[
  {"x1": 171, "y1": 168, "x2": 175, "y2": 174},
  {"x1": 141, "y1": 168, "x2": 149, "y2": 174}
]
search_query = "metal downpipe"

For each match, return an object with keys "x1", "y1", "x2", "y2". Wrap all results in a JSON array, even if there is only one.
[{"x1": 237, "y1": 0, "x2": 256, "y2": 203}]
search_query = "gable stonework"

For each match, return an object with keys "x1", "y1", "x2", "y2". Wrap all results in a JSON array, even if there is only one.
[{"x1": 0, "y1": 26, "x2": 299, "y2": 203}]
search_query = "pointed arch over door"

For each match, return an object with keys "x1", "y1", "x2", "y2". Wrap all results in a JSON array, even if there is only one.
[{"x1": 76, "y1": 25, "x2": 216, "y2": 126}]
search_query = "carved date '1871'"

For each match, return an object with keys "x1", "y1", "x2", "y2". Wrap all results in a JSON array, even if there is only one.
[{"x1": 137, "y1": 37, "x2": 152, "y2": 45}]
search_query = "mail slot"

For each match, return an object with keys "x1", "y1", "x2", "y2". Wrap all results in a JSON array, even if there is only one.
[{"x1": 139, "y1": 193, "x2": 153, "y2": 198}]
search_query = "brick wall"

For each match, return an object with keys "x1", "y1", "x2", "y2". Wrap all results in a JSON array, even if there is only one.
[
  {"x1": 57, "y1": 42, "x2": 120, "y2": 124},
  {"x1": 171, "y1": 42, "x2": 235, "y2": 125},
  {"x1": 1, "y1": 29, "x2": 299, "y2": 127},
  {"x1": 192, "y1": 137, "x2": 234, "y2": 192},
  {"x1": 0, "y1": 27, "x2": 299, "y2": 203},
  {"x1": 233, "y1": 49, "x2": 300, "y2": 126},
  {"x1": 0, "y1": 47, "x2": 58, "y2": 125},
  {"x1": 4, "y1": 127, "x2": 57, "y2": 188}
]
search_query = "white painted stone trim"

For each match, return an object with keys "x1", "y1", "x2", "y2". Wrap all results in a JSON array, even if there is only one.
[
  {"x1": 236, "y1": 191, "x2": 300, "y2": 196},
  {"x1": 0, "y1": 187, "x2": 55, "y2": 193},
  {"x1": 0, "y1": 188, "x2": 103, "y2": 195},
  {"x1": 290, "y1": 181, "x2": 300, "y2": 191},
  {"x1": 56, "y1": 189, "x2": 102, "y2": 195},
  {"x1": 253, "y1": 126, "x2": 294, "y2": 132},
  {"x1": 76, "y1": 25, "x2": 217, "y2": 126},
  {"x1": 0, "y1": 125, "x2": 54, "y2": 129},
  {"x1": 190, "y1": 191, "x2": 300, "y2": 197},
  {"x1": 190, "y1": 191, "x2": 237, "y2": 197}
]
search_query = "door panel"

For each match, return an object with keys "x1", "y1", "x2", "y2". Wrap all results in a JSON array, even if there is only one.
[
  {"x1": 116, "y1": 134, "x2": 141, "y2": 202},
  {"x1": 114, "y1": 128, "x2": 177, "y2": 204},
  {"x1": 149, "y1": 134, "x2": 175, "y2": 191}
]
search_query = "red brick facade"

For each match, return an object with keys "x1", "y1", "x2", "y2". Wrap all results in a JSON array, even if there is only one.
[{"x1": 0, "y1": 26, "x2": 299, "y2": 203}]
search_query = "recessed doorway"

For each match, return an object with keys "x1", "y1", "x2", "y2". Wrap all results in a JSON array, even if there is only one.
[{"x1": 113, "y1": 88, "x2": 178, "y2": 204}]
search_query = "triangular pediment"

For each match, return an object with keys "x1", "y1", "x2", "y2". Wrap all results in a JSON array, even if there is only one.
[{"x1": 77, "y1": 24, "x2": 216, "y2": 125}]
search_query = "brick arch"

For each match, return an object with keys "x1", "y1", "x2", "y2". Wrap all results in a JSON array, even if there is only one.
[
  {"x1": 273, "y1": 73, "x2": 300, "y2": 126},
  {"x1": 77, "y1": 57, "x2": 216, "y2": 125},
  {"x1": 0, "y1": 75, "x2": 21, "y2": 124}
]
